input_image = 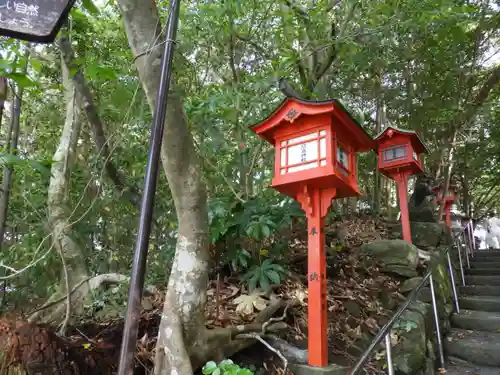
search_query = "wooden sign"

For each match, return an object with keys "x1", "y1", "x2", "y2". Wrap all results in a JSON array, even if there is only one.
[{"x1": 0, "y1": 0, "x2": 75, "y2": 43}]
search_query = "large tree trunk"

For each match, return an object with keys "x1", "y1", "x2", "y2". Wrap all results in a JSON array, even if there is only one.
[
  {"x1": 116, "y1": 1, "x2": 210, "y2": 373},
  {"x1": 34, "y1": 48, "x2": 90, "y2": 328},
  {"x1": 116, "y1": 2, "x2": 292, "y2": 374}
]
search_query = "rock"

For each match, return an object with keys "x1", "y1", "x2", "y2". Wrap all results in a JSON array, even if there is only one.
[
  {"x1": 392, "y1": 301, "x2": 431, "y2": 375},
  {"x1": 389, "y1": 222, "x2": 451, "y2": 250},
  {"x1": 409, "y1": 199, "x2": 438, "y2": 223},
  {"x1": 400, "y1": 277, "x2": 424, "y2": 293},
  {"x1": 411, "y1": 222, "x2": 449, "y2": 250},
  {"x1": 361, "y1": 240, "x2": 419, "y2": 277}
]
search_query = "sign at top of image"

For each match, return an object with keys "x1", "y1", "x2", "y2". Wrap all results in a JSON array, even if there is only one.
[{"x1": 0, "y1": 0, "x2": 75, "y2": 43}]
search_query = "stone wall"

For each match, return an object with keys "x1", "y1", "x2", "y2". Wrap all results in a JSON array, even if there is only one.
[{"x1": 361, "y1": 222, "x2": 455, "y2": 375}]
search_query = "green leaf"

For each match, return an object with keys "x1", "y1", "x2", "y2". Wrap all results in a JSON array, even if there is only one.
[
  {"x1": 248, "y1": 275, "x2": 258, "y2": 293},
  {"x1": 269, "y1": 263, "x2": 285, "y2": 273},
  {"x1": 202, "y1": 361, "x2": 217, "y2": 374},
  {"x1": 0, "y1": 59, "x2": 13, "y2": 71},
  {"x1": 86, "y1": 65, "x2": 117, "y2": 81},
  {"x1": 259, "y1": 273, "x2": 270, "y2": 292},
  {"x1": 266, "y1": 270, "x2": 281, "y2": 284},
  {"x1": 261, "y1": 224, "x2": 270, "y2": 238},
  {"x1": 82, "y1": 0, "x2": 100, "y2": 14},
  {"x1": 6, "y1": 73, "x2": 35, "y2": 88},
  {"x1": 261, "y1": 259, "x2": 273, "y2": 269},
  {"x1": 245, "y1": 226, "x2": 254, "y2": 238},
  {"x1": 30, "y1": 57, "x2": 42, "y2": 73},
  {"x1": 26, "y1": 160, "x2": 51, "y2": 177}
]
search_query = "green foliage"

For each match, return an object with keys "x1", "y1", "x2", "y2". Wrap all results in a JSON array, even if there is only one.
[
  {"x1": 202, "y1": 359, "x2": 254, "y2": 375},
  {"x1": 243, "y1": 258, "x2": 286, "y2": 293},
  {"x1": 0, "y1": 0, "x2": 497, "y2": 312},
  {"x1": 227, "y1": 248, "x2": 251, "y2": 273}
]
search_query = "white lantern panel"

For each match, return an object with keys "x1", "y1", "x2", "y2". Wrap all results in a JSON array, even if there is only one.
[
  {"x1": 288, "y1": 140, "x2": 318, "y2": 165},
  {"x1": 280, "y1": 148, "x2": 287, "y2": 167},
  {"x1": 320, "y1": 160, "x2": 327, "y2": 166},
  {"x1": 287, "y1": 161, "x2": 319, "y2": 174},
  {"x1": 287, "y1": 132, "x2": 317, "y2": 145},
  {"x1": 320, "y1": 138, "x2": 327, "y2": 158},
  {"x1": 280, "y1": 168, "x2": 286, "y2": 175},
  {"x1": 337, "y1": 146, "x2": 349, "y2": 169},
  {"x1": 383, "y1": 146, "x2": 406, "y2": 161},
  {"x1": 413, "y1": 151, "x2": 417, "y2": 160},
  {"x1": 320, "y1": 130, "x2": 326, "y2": 136}
]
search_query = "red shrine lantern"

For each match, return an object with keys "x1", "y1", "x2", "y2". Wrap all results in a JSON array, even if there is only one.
[
  {"x1": 433, "y1": 183, "x2": 459, "y2": 230},
  {"x1": 250, "y1": 96, "x2": 374, "y2": 367},
  {"x1": 375, "y1": 126, "x2": 428, "y2": 243}
]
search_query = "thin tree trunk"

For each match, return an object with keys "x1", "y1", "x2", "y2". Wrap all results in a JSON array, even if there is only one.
[
  {"x1": 0, "y1": 81, "x2": 21, "y2": 251},
  {"x1": 58, "y1": 35, "x2": 142, "y2": 208},
  {"x1": 39, "y1": 48, "x2": 90, "y2": 326},
  {"x1": 0, "y1": 77, "x2": 8, "y2": 132}
]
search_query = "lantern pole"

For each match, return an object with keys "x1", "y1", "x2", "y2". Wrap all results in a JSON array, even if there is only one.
[
  {"x1": 116, "y1": 0, "x2": 181, "y2": 374},
  {"x1": 298, "y1": 186, "x2": 336, "y2": 366}
]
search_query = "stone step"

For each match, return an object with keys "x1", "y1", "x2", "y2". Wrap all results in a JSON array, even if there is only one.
[
  {"x1": 451, "y1": 310, "x2": 500, "y2": 331},
  {"x1": 459, "y1": 296, "x2": 500, "y2": 312},
  {"x1": 470, "y1": 261, "x2": 500, "y2": 269},
  {"x1": 289, "y1": 363, "x2": 348, "y2": 375},
  {"x1": 460, "y1": 285, "x2": 500, "y2": 296},
  {"x1": 466, "y1": 268, "x2": 500, "y2": 275},
  {"x1": 473, "y1": 251, "x2": 500, "y2": 260},
  {"x1": 464, "y1": 275, "x2": 500, "y2": 285},
  {"x1": 446, "y1": 361, "x2": 500, "y2": 375},
  {"x1": 445, "y1": 329, "x2": 500, "y2": 366}
]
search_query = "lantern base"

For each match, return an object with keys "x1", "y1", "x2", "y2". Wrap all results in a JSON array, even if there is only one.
[
  {"x1": 289, "y1": 363, "x2": 349, "y2": 375},
  {"x1": 272, "y1": 173, "x2": 360, "y2": 200},
  {"x1": 380, "y1": 162, "x2": 423, "y2": 179}
]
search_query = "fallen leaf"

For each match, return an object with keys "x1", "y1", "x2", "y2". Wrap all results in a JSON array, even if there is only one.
[{"x1": 233, "y1": 292, "x2": 269, "y2": 315}]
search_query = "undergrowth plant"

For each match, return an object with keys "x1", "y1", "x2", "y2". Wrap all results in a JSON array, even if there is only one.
[
  {"x1": 202, "y1": 359, "x2": 254, "y2": 375},
  {"x1": 208, "y1": 195, "x2": 302, "y2": 290}
]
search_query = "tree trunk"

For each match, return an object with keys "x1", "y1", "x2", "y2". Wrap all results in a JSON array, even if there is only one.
[
  {"x1": 116, "y1": 1, "x2": 210, "y2": 373},
  {"x1": 372, "y1": 90, "x2": 386, "y2": 215},
  {"x1": 37, "y1": 48, "x2": 90, "y2": 327},
  {"x1": 116, "y1": 2, "x2": 294, "y2": 374}
]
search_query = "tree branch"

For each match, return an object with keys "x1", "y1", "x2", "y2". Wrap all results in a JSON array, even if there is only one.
[{"x1": 58, "y1": 35, "x2": 142, "y2": 208}]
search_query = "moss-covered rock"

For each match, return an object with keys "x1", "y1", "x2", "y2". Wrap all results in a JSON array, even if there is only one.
[
  {"x1": 388, "y1": 222, "x2": 451, "y2": 250},
  {"x1": 392, "y1": 301, "x2": 431, "y2": 375},
  {"x1": 361, "y1": 240, "x2": 419, "y2": 277},
  {"x1": 400, "y1": 277, "x2": 424, "y2": 293}
]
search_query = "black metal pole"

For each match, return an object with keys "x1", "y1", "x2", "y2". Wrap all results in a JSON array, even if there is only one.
[{"x1": 116, "y1": 1, "x2": 181, "y2": 374}]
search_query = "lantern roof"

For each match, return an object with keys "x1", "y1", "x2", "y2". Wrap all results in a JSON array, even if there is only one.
[
  {"x1": 250, "y1": 96, "x2": 374, "y2": 152},
  {"x1": 374, "y1": 126, "x2": 429, "y2": 154}
]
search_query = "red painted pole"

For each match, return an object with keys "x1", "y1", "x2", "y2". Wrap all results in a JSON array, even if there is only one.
[
  {"x1": 307, "y1": 188, "x2": 329, "y2": 367},
  {"x1": 445, "y1": 202, "x2": 452, "y2": 230},
  {"x1": 395, "y1": 172, "x2": 412, "y2": 243}
]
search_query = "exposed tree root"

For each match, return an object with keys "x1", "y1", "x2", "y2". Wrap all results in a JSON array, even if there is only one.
[
  {"x1": 28, "y1": 273, "x2": 156, "y2": 326},
  {"x1": 0, "y1": 298, "x2": 297, "y2": 375},
  {"x1": 0, "y1": 319, "x2": 114, "y2": 375}
]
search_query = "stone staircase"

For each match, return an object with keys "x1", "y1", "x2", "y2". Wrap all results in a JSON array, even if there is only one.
[{"x1": 445, "y1": 249, "x2": 500, "y2": 375}]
